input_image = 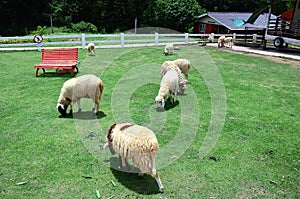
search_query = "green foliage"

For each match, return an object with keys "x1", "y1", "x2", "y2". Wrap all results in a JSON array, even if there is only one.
[
  {"x1": 70, "y1": 21, "x2": 98, "y2": 33},
  {"x1": 30, "y1": 26, "x2": 47, "y2": 36},
  {"x1": 145, "y1": 0, "x2": 206, "y2": 32}
]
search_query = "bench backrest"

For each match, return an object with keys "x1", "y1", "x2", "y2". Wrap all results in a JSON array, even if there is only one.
[{"x1": 42, "y1": 48, "x2": 78, "y2": 61}]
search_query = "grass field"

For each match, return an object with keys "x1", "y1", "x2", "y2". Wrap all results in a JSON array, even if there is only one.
[{"x1": 0, "y1": 45, "x2": 299, "y2": 198}]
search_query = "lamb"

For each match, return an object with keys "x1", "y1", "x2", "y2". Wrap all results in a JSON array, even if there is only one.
[
  {"x1": 87, "y1": 42, "x2": 96, "y2": 56},
  {"x1": 224, "y1": 37, "x2": 233, "y2": 48},
  {"x1": 164, "y1": 43, "x2": 174, "y2": 55},
  {"x1": 155, "y1": 69, "x2": 178, "y2": 109},
  {"x1": 160, "y1": 61, "x2": 187, "y2": 94},
  {"x1": 56, "y1": 74, "x2": 104, "y2": 116},
  {"x1": 218, "y1": 35, "x2": 225, "y2": 48},
  {"x1": 104, "y1": 122, "x2": 164, "y2": 193},
  {"x1": 172, "y1": 58, "x2": 191, "y2": 80}
]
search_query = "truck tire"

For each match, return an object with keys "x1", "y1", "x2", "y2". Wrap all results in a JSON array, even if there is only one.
[{"x1": 274, "y1": 37, "x2": 284, "y2": 48}]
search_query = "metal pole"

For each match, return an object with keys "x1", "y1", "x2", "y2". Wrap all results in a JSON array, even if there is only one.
[
  {"x1": 134, "y1": 17, "x2": 137, "y2": 34},
  {"x1": 50, "y1": 14, "x2": 54, "y2": 33},
  {"x1": 263, "y1": 0, "x2": 273, "y2": 49}
]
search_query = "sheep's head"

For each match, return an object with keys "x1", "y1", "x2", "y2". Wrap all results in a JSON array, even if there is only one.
[
  {"x1": 57, "y1": 104, "x2": 68, "y2": 116},
  {"x1": 57, "y1": 98, "x2": 71, "y2": 116},
  {"x1": 164, "y1": 49, "x2": 169, "y2": 56},
  {"x1": 179, "y1": 79, "x2": 188, "y2": 94},
  {"x1": 155, "y1": 96, "x2": 165, "y2": 108}
]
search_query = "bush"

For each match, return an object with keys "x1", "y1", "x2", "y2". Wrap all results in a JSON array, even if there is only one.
[
  {"x1": 30, "y1": 26, "x2": 47, "y2": 35},
  {"x1": 70, "y1": 21, "x2": 98, "y2": 33}
]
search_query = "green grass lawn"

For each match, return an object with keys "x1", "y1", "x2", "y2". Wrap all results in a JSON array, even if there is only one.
[{"x1": 0, "y1": 46, "x2": 299, "y2": 198}]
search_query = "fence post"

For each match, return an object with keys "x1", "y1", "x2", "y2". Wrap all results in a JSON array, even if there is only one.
[
  {"x1": 121, "y1": 33, "x2": 125, "y2": 48},
  {"x1": 233, "y1": 33, "x2": 236, "y2": 42},
  {"x1": 81, "y1": 33, "x2": 86, "y2": 50},
  {"x1": 155, "y1": 33, "x2": 159, "y2": 46},
  {"x1": 252, "y1": 34, "x2": 257, "y2": 43},
  {"x1": 185, "y1": 33, "x2": 189, "y2": 44},
  {"x1": 210, "y1": 33, "x2": 214, "y2": 42}
]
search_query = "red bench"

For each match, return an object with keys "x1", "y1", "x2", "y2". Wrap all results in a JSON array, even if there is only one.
[{"x1": 34, "y1": 48, "x2": 79, "y2": 77}]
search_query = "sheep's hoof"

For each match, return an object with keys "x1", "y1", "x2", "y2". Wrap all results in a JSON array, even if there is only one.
[
  {"x1": 77, "y1": 108, "x2": 82, "y2": 113},
  {"x1": 159, "y1": 188, "x2": 164, "y2": 193}
]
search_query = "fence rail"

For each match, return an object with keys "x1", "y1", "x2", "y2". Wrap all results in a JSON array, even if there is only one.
[{"x1": 0, "y1": 33, "x2": 264, "y2": 50}]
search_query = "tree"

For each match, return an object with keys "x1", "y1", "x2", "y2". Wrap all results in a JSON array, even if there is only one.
[{"x1": 144, "y1": 0, "x2": 206, "y2": 32}]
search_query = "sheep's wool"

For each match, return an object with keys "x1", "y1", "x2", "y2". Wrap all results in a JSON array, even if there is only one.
[{"x1": 110, "y1": 123, "x2": 158, "y2": 173}]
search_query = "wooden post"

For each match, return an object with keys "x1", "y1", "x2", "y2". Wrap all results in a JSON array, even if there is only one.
[
  {"x1": 210, "y1": 33, "x2": 214, "y2": 42},
  {"x1": 81, "y1": 33, "x2": 86, "y2": 50},
  {"x1": 155, "y1": 33, "x2": 159, "y2": 46},
  {"x1": 253, "y1": 34, "x2": 257, "y2": 43},
  {"x1": 233, "y1": 33, "x2": 236, "y2": 42},
  {"x1": 121, "y1": 33, "x2": 125, "y2": 48},
  {"x1": 185, "y1": 33, "x2": 189, "y2": 44}
]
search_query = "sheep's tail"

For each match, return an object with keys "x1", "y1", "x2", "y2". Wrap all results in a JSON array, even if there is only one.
[{"x1": 99, "y1": 81, "x2": 104, "y2": 100}]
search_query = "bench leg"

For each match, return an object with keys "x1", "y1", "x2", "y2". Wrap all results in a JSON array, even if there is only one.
[
  {"x1": 36, "y1": 69, "x2": 39, "y2": 77},
  {"x1": 71, "y1": 68, "x2": 74, "y2": 76}
]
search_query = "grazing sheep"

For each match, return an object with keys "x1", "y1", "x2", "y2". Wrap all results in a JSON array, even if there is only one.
[
  {"x1": 160, "y1": 61, "x2": 187, "y2": 94},
  {"x1": 224, "y1": 37, "x2": 233, "y2": 48},
  {"x1": 164, "y1": 44, "x2": 174, "y2": 55},
  {"x1": 56, "y1": 74, "x2": 104, "y2": 116},
  {"x1": 87, "y1": 42, "x2": 96, "y2": 56},
  {"x1": 155, "y1": 69, "x2": 178, "y2": 109},
  {"x1": 105, "y1": 122, "x2": 164, "y2": 193},
  {"x1": 218, "y1": 35, "x2": 225, "y2": 48},
  {"x1": 172, "y1": 58, "x2": 191, "y2": 80}
]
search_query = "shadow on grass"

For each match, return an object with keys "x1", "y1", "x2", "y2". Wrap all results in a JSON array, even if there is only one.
[
  {"x1": 164, "y1": 100, "x2": 179, "y2": 111},
  {"x1": 36, "y1": 71, "x2": 78, "y2": 78},
  {"x1": 109, "y1": 157, "x2": 160, "y2": 195},
  {"x1": 59, "y1": 111, "x2": 106, "y2": 120}
]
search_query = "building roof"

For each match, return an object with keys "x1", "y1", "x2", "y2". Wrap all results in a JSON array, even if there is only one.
[{"x1": 197, "y1": 12, "x2": 277, "y2": 30}]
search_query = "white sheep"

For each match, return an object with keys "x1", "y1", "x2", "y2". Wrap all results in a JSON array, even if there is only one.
[
  {"x1": 224, "y1": 37, "x2": 233, "y2": 48},
  {"x1": 87, "y1": 42, "x2": 96, "y2": 56},
  {"x1": 218, "y1": 35, "x2": 225, "y2": 48},
  {"x1": 155, "y1": 69, "x2": 178, "y2": 109},
  {"x1": 164, "y1": 44, "x2": 174, "y2": 55},
  {"x1": 56, "y1": 74, "x2": 104, "y2": 116},
  {"x1": 105, "y1": 122, "x2": 164, "y2": 193},
  {"x1": 160, "y1": 61, "x2": 187, "y2": 94},
  {"x1": 172, "y1": 58, "x2": 191, "y2": 80}
]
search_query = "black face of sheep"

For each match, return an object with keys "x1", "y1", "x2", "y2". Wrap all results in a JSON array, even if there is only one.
[{"x1": 57, "y1": 104, "x2": 68, "y2": 116}]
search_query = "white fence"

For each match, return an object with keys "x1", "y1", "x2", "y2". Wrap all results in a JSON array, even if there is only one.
[{"x1": 0, "y1": 33, "x2": 263, "y2": 50}]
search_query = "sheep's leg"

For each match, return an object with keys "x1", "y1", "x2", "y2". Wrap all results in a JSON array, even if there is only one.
[
  {"x1": 77, "y1": 98, "x2": 82, "y2": 112},
  {"x1": 119, "y1": 156, "x2": 130, "y2": 171},
  {"x1": 174, "y1": 91, "x2": 177, "y2": 103},
  {"x1": 92, "y1": 102, "x2": 98, "y2": 113},
  {"x1": 151, "y1": 159, "x2": 164, "y2": 193}
]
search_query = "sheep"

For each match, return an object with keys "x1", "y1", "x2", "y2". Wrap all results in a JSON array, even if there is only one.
[
  {"x1": 155, "y1": 69, "x2": 178, "y2": 109},
  {"x1": 160, "y1": 61, "x2": 187, "y2": 94},
  {"x1": 224, "y1": 37, "x2": 233, "y2": 48},
  {"x1": 105, "y1": 122, "x2": 164, "y2": 193},
  {"x1": 164, "y1": 43, "x2": 174, "y2": 55},
  {"x1": 56, "y1": 74, "x2": 104, "y2": 116},
  {"x1": 87, "y1": 42, "x2": 96, "y2": 56},
  {"x1": 172, "y1": 58, "x2": 191, "y2": 80},
  {"x1": 218, "y1": 35, "x2": 225, "y2": 48}
]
